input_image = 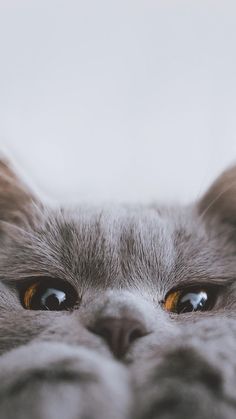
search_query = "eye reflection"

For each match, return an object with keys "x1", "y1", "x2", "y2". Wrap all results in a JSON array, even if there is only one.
[
  {"x1": 180, "y1": 291, "x2": 208, "y2": 311},
  {"x1": 163, "y1": 286, "x2": 217, "y2": 314},
  {"x1": 22, "y1": 279, "x2": 78, "y2": 311}
]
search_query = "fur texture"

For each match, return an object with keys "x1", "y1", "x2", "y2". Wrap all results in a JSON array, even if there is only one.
[{"x1": 0, "y1": 159, "x2": 236, "y2": 418}]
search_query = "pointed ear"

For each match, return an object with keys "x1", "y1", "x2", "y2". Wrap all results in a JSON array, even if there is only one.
[
  {"x1": 0, "y1": 158, "x2": 40, "y2": 226},
  {"x1": 198, "y1": 165, "x2": 236, "y2": 224}
]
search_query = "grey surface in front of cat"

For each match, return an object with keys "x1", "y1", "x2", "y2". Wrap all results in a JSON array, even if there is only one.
[{"x1": 0, "y1": 160, "x2": 236, "y2": 418}]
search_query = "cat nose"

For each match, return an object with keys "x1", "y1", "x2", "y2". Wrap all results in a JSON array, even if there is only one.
[{"x1": 90, "y1": 317, "x2": 148, "y2": 358}]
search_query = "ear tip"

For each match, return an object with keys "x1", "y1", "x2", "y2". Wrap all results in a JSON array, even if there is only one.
[
  {"x1": 0, "y1": 147, "x2": 16, "y2": 168},
  {"x1": 198, "y1": 162, "x2": 236, "y2": 219},
  {"x1": 0, "y1": 153, "x2": 11, "y2": 166},
  {"x1": 0, "y1": 149, "x2": 26, "y2": 181},
  {"x1": 221, "y1": 163, "x2": 236, "y2": 179},
  {"x1": 0, "y1": 154, "x2": 17, "y2": 180}
]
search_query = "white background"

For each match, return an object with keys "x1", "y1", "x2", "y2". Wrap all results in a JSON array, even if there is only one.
[{"x1": 1, "y1": 0, "x2": 236, "y2": 205}]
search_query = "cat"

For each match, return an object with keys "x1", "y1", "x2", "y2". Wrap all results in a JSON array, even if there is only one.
[{"x1": 0, "y1": 158, "x2": 236, "y2": 419}]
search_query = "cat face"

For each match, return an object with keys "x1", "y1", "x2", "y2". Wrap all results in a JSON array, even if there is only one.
[{"x1": 0, "y1": 159, "x2": 236, "y2": 362}]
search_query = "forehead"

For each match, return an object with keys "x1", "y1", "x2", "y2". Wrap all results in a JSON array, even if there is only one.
[
  {"x1": 9, "y1": 204, "x2": 234, "y2": 294},
  {"x1": 35, "y1": 205, "x2": 209, "y2": 289}
]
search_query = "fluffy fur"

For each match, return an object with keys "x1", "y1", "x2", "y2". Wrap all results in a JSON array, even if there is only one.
[{"x1": 0, "y1": 160, "x2": 236, "y2": 418}]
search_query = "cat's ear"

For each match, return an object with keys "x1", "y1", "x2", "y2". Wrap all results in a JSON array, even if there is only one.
[
  {"x1": 198, "y1": 165, "x2": 236, "y2": 224},
  {"x1": 0, "y1": 158, "x2": 40, "y2": 226}
]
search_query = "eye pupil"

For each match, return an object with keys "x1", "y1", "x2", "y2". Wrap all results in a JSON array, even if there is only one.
[
  {"x1": 22, "y1": 280, "x2": 77, "y2": 311},
  {"x1": 41, "y1": 289, "x2": 67, "y2": 310},
  {"x1": 164, "y1": 287, "x2": 216, "y2": 314},
  {"x1": 178, "y1": 291, "x2": 208, "y2": 313}
]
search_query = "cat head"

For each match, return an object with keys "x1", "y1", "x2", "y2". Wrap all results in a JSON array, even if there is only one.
[{"x1": 0, "y1": 158, "x2": 236, "y2": 361}]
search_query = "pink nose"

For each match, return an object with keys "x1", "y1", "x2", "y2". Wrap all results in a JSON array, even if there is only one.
[{"x1": 90, "y1": 317, "x2": 148, "y2": 358}]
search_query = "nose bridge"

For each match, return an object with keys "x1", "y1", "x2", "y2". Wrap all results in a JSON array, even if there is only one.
[{"x1": 83, "y1": 289, "x2": 156, "y2": 332}]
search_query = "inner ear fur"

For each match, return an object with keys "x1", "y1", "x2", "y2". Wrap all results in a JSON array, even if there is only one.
[
  {"x1": 198, "y1": 165, "x2": 236, "y2": 224},
  {"x1": 0, "y1": 158, "x2": 40, "y2": 226}
]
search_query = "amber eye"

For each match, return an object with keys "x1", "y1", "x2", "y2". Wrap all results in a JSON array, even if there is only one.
[
  {"x1": 22, "y1": 280, "x2": 78, "y2": 311},
  {"x1": 163, "y1": 287, "x2": 216, "y2": 314}
]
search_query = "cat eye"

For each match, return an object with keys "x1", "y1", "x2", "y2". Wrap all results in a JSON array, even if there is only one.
[
  {"x1": 163, "y1": 286, "x2": 217, "y2": 314},
  {"x1": 21, "y1": 279, "x2": 78, "y2": 311}
]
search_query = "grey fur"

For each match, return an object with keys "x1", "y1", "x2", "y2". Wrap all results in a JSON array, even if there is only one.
[{"x1": 0, "y1": 159, "x2": 236, "y2": 418}]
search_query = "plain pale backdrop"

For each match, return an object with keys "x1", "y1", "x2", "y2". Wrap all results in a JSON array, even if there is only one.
[{"x1": 1, "y1": 0, "x2": 236, "y2": 205}]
